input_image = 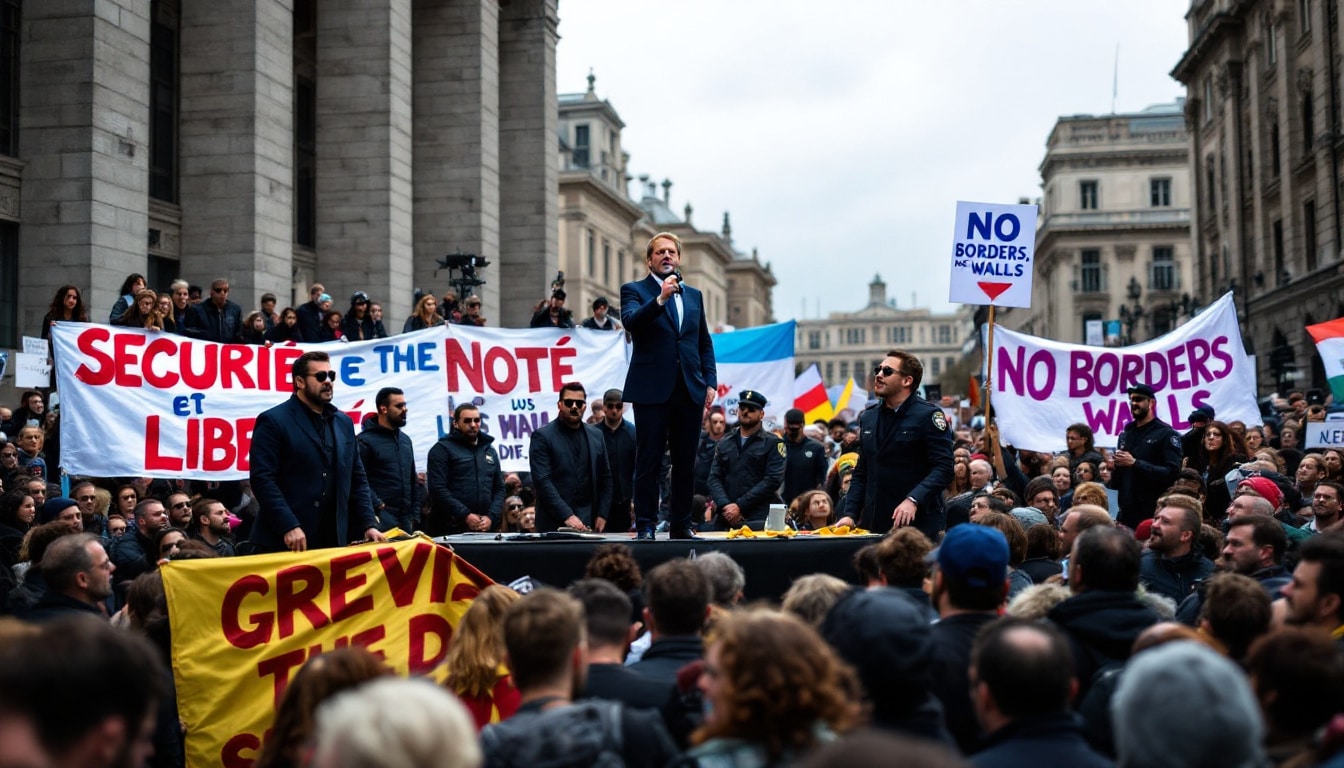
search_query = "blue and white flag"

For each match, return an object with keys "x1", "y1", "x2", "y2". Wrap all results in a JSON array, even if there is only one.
[{"x1": 711, "y1": 321, "x2": 796, "y2": 425}]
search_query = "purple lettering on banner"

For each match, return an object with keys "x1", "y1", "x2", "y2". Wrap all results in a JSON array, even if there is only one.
[
  {"x1": 1210, "y1": 336, "x2": 1233, "y2": 379},
  {"x1": 1120, "y1": 354, "x2": 1144, "y2": 394},
  {"x1": 1167, "y1": 344, "x2": 1190, "y2": 389},
  {"x1": 1069, "y1": 352, "x2": 1094, "y2": 397},
  {"x1": 1026, "y1": 350, "x2": 1056, "y2": 401},
  {"x1": 1095, "y1": 353, "x2": 1119, "y2": 397},
  {"x1": 1188, "y1": 338, "x2": 1213, "y2": 386},
  {"x1": 997, "y1": 346, "x2": 1028, "y2": 397},
  {"x1": 1143, "y1": 351, "x2": 1169, "y2": 391},
  {"x1": 1082, "y1": 399, "x2": 1119, "y2": 435}
]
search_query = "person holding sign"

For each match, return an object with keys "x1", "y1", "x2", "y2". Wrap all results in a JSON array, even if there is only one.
[
  {"x1": 249, "y1": 351, "x2": 386, "y2": 553},
  {"x1": 835, "y1": 351, "x2": 953, "y2": 539}
]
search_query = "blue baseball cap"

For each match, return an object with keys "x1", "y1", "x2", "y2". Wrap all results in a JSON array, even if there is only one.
[{"x1": 926, "y1": 524, "x2": 1009, "y2": 589}]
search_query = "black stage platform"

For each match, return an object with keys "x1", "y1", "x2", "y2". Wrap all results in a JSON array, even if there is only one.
[{"x1": 437, "y1": 532, "x2": 878, "y2": 601}]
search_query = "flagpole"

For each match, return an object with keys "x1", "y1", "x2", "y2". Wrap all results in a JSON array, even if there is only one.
[{"x1": 984, "y1": 304, "x2": 996, "y2": 423}]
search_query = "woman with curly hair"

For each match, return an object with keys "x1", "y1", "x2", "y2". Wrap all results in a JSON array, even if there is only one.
[
  {"x1": 685, "y1": 608, "x2": 861, "y2": 766},
  {"x1": 790, "y1": 489, "x2": 835, "y2": 530},
  {"x1": 266, "y1": 307, "x2": 303, "y2": 344},
  {"x1": 114, "y1": 289, "x2": 163, "y2": 330},
  {"x1": 237, "y1": 311, "x2": 270, "y2": 345},
  {"x1": 443, "y1": 584, "x2": 522, "y2": 730},
  {"x1": 1194, "y1": 420, "x2": 1249, "y2": 520},
  {"x1": 0, "y1": 488, "x2": 37, "y2": 568},
  {"x1": 255, "y1": 646, "x2": 393, "y2": 768},
  {"x1": 42, "y1": 285, "x2": 89, "y2": 341}
]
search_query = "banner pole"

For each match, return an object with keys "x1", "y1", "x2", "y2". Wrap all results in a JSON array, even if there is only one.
[{"x1": 984, "y1": 304, "x2": 996, "y2": 423}]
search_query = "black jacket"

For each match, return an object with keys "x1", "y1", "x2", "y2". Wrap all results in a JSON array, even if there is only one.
[
  {"x1": 295, "y1": 300, "x2": 324, "y2": 342},
  {"x1": 930, "y1": 612, "x2": 1000, "y2": 754},
  {"x1": 1138, "y1": 549, "x2": 1215, "y2": 606},
  {"x1": 707, "y1": 429, "x2": 785, "y2": 525},
  {"x1": 971, "y1": 713, "x2": 1115, "y2": 768},
  {"x1": 838, "y1": 397, "x2": 955, "y2": 538},
  {"x1": 426, "y1": 431, "x2": 504, "y2": 535},
  {"x1": 782, "y1": 436, "x2": 828, "y2": 505},
  {"x1": 357, "y1": 423, "x2": 422, "y2": 531},
  {"x1": 18, "y1": 590, "x2": 104, "y2": 623},
  {"x1": 580, "y1": 663, "x2": 673, "y2": 711},
  {"x1": 185, "y1": 299, "x2": 244, "y2": 344},
  {"x1": 1109, "y1": 417, "x2": 1182, "y2": 528},
  {"x1": 1174, "y1": 563, "x2": 1291, "y2": 625},
  {"x1": 1047, "y1": 590, "x2": 1160, "y2": 698},
  {"x1": 598, "y1": 418, "x2": 637, "y2": 532},
  {"x1": 529, "y1": 420, "x2": 612, "y2": 531},
  {"x1": 631, "y1": 636, "x2": 703, "y2": 688}
]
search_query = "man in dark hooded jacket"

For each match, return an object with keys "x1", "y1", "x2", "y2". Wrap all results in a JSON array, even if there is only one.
[
  {"x1": 426, "y1": 403, "x2": 504, "y2": 534},
  {"x1": 1047, "y1": 526, "x2": 1160, "y2": 699},
  {"x1": 357, "y1": 387, "x2": 421, "y2": 532}
]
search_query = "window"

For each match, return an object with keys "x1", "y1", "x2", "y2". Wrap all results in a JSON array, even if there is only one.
[
  {"x1": 1299, "y1": 0, "x2": 1312, "y2": 34},
  {"x1": 0, "y1": 0, "x2": 18, "y2": 157},
  {"x1": 1271, "y1": 122, "x2": 1281, "y2": 177},
  {"x1": 1302, "y1": 86, "x2": 1315, "y2": 149},
  {"x1": 839, "y1": 361, "x2": 849, "y2": 381},
  {"x1": 147, "y1": 255, "x2": 177, "y2": 294},
  {"x1": 573, "y1": 124, "x2": 590, "y2": 168},
  {"x1": 1305, "y1": 200, "x2": 1318, "y2": 271},
  {"x1": 1079, "y1": 181, "x2": 1098, "y2": 210},
  {"x1": 854, "y1": 360, "x2": 865, "y2": 380},
  {"x1": 586, "y1": 230, "x2": 595, "y2": 275},
  {"x1": 1151, "y1": 309, "x2": 1174, "y2": 337},
  {"x1": 602, "y1": 241, "x2": 611, "y2": 284},
  {"x1": 824, "y1": 361, "x2": 834, "y2": 382},
  {"x1": 293, "y1": 0, "x2": 316, "y2": 248},
  {"x1": 1080, "y1": 250, "x2": 1102, "y2": 293},
  {"x1": 1203, "y1": 76, "x2": 1214, "y2": 123},
  {"x1": 149, "y1": 0, "x2": 178, "y2": 202},
  {"x1": 1266, "y1": 19, "x2": 1278, "y2": 65},
  {"x1": 889, "y1": 325, "x2": 910, "y2": 344},
  {"x1": 1273, "y1": 219, "x2": 1285, "y2": 284},
  {"x1": 931, "y1": 357, "x2": 941, "y2": 376},
  {"x1": 1151, "y1": 247, "x2": 1175, "y2": 291},
  {"x1": 1150, "y1": 178, "x2": 1171, "y2": 207},
  {"x1": 845, "y1": 327, "x2": 865, "y2": 345},
  {"x1": 937, "y1": 325, "x2": 952, "y2": 344},
  {"x1": 807, "y1": 331, "x2": 821, "y2": 350},
  {"x1": 1205, "y1": 158, "x2": 1216, "y2": 212}
]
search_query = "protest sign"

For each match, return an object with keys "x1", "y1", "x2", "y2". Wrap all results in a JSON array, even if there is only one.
[
  {"x1": 51, "y1": 323, "x2": 627, "y2": 478},
  {"x1": 989, "y1": 292, "x2": 1259, "y2": 451},
  {"x1": 948, "y1": 200, "x2": 1037, "y2": 308},
  {"x1": 162, "y1": 536, "x2": 491, "y2": 768},
  {"x1": 14, "y1": 352, "x2": 50, "y2": 388},
  {"x1": 22, "y1": 336, "x2": 46, "y2": 356},
  {"x1": 1305, "y1": 422, "x2": 1344, "y2": 449}
]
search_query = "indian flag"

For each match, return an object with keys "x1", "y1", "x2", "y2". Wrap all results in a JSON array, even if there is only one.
[{"x1": 1306, "y1": 317, "x2": 1344, "y2": 402}]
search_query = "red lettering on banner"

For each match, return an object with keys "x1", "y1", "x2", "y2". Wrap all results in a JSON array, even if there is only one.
[
  {"x1": 430, "y1": 546, "x2": 451, "y2": 604},
  {"x1": 74, "y1": 327, "x2": 115, "y2": 384},
  {"x1": 220, "y1": 732, "x2": 262, "y2": 768},
  {"x1": 66, "y1": 327, "x2": 302, "y2": 391},
  {"x1": 407, "y1": 613, "x2": 454, "y2": 674},
  {"x1": 275, "y1": 564, "x2": 330, "y2": 639},
  {"x1": 329, "y1": 551, "x2": 375, "y2": 622},
  {"x1": 256, "y1": 648, "x2": 308, "y2": 705},
  {"x1": 143, "y1": 337, "x2": 180, "y2": 388},
  {"x1": 221, "y1": 575, "x2": 273, "y2": 649},
  {"x1": 549, "y1": 337, "x2": 576, "y2": 391},
  {"x1": 378, "y1": 543, "x2": 432, "y2": 607},
  {"x1": 220, "y1": 345, "x2": 255, "y2": 389},
  {"x1": 145, "y1": 417, "x2": 255, "y2": 473},
  {"x1": 180, "y1": 342, "x2": 219, "y2": 390},
  {"x1": 444, "y1": 339, "x2": 484, "y2": 392},
  {"x1": 144, "y1": 416, "x2": 183, "y2": 472},
  {"x1": 484, "y1": 346, "x2": 518, "y2": 391},
  {"x1": 445, "y1": 338, "x2": 583, "y2": 395},
  {"x1": 113, "y1": 333, "x2": 147, "y2": 387},
  {"x1": 515, "y1": 346, "x2": 547, "y2": 388}
]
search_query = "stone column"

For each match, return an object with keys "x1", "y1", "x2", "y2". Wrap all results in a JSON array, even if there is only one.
[
  {"x1": 177, "y1": 0, "x2": 293, "y2": 312},
  {"x1": 497, "y1": 0, "x2": 559, "y2": 327},
  {"x1": 316, "y1": 0, "x2": 414, "y2": 321},
  {"x1": 18, "y1": 1, "x2": 151, "y2": 328},
  {"x1": 413, "y1": 0, "x2": 499, "y2": 315}
]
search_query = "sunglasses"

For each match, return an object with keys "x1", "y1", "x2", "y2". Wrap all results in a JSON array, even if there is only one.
[
  {"x1": 873, "y1": 365, "x2": 903, "y2": 378},
  {"x1": 212, "y1": 287, "x2": 229, "y2": 294},
  {"x1": 307, "y1": 371, "x2": 335, "y2": 382},
  {"x1": 458, "y1": 416, "x2": 482, "y2": 424},
  {"x1": 507, "y1": 503, "x2": 524, "y2": 510},
  {"x1": 562, "y1": 399, "x2": 587, "y2": 409},
  {"x1": 172, "y1": 501, "x2": 191, "y2": 509},
  {"x1": 120, "y1": 494, "x2": 137, "y2": 501}
]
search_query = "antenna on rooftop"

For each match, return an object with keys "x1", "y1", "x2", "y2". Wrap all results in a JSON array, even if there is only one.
[{"x1": 1111, "y1": 43, "x2": 1119, "y2": 114}]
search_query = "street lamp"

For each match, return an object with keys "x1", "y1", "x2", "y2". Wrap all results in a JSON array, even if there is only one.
[{"x1": 1118, "y1": 276, "x2": 1144, "y2": 344}]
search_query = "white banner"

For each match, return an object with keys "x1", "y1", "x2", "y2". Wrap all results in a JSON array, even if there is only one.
[
  {"x1": 52, "y1": 323, "x2": 627, "y2": 478},
  {"x1": 989, "y1": 293, "x2": 1259, "y2": 451}
]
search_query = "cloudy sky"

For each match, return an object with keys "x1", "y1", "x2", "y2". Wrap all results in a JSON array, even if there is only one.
[{"x1": 555, "y1": 1, "x2": 1191, "y2": 320}]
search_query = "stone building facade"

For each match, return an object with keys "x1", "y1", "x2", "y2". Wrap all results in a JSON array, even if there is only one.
[
  {"x1": 1, "y1": 0, "x2": 559, "y2": 353},
  {"x1": 998, "y1": 101, "x2": 1195, "y2": 345},
  {"x1": 795, "y1": 275, "x2": 972, "y2": 389},
  {"x1": 1171, "y1": 0, "x2": 1344, "y2": 393}
]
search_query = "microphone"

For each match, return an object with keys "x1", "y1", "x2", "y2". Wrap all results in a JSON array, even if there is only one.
[{"x1": 672, "y1": 269, "x2": 684, "y2": 294}]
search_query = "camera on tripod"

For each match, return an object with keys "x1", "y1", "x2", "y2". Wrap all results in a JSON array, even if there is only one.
[{"x1": 436, "y1": 250, "x2": 490, "y2": 299}]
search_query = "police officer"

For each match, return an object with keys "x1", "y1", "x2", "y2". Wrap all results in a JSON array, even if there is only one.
[
  {"x1": 1108, "y1": 383, "x2": 1182, "y2": 529},
  {"x1": 781, "y1": 408, "x2": 828, "y2": 505},
  {"x1": 835, "y1": 351, "x2": 954, "y2": 538},
  {"x1": 707, "y1": 390, "x2": 785, "y2": 530}
]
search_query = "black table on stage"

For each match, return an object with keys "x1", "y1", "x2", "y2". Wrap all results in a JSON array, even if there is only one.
[{"x1": 437, "y1": 533, "x2": 876, "y2": 602}]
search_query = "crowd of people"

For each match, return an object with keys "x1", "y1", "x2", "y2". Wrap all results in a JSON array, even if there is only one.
[{"x1": 3, "y1": 260, "x2": 1344, "y2": 767}]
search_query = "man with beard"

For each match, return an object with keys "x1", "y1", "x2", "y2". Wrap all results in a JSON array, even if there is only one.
[
  {"x1": 426, "y1": 403, "x2": 504, "y2": 535},
  {"x1": 693, "y1": 409, "x2": 727, "y2": 497},
  {"x1": 164, "y1": 492, "x2": 192, "y2": 530},
  {"x1": 1280, "y1": 532, "x2": 1344, "y2": 645},
  {"x1": 1139, "y1": 496, "x2": 1215, "y2": 605},
  {"x1": 358, "y1": 387, "x2": 422, "y2": 532},
  {"x1": 835, "y1": 351, "x2": 954, "y2": 538},
  {"x1": 480, "y1": 589, "x2": 679, "y2": 768},
  {"x1": 597, "y1": 390, "x2": 636, "y2": 534},
  {"x1": 1107, "y1": 384, "x2": 1182, "y2": 529},
  {"x1": 529, "y1": 383, "x2": 612, "y2": 533},
  {"x1": 108, "y1": 498, "x2": 168, "y2": 593},
  {"x1": 188, "y1": 497, "x2": 237, "y2": 557},
  {"x1": 621, "y1": 232, "x2": 717, "y2": 540},
  {"x1": 1175, "y1": 514, "x2": 1289, "y2": 625},
  {"x1": 249, "y1": 351, "x2": 385, "y2": 553},
  {"x1": 706, "y1": 391, "x2": 785, "y2": 530},
  {"x1": 1305, "y1": 480, "x2": 1343, "y2": 532},
  {"x1": 20, "y1": 534, "x2": 114, "y2": 622}
]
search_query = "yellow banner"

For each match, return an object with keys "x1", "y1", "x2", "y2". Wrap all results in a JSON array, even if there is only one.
[{"x1": 161, "y1": 536, "x2": 492, "y2": 768}]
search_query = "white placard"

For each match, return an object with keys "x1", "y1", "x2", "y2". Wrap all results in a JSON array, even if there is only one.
[
  {"x1": 14, "y1": 352, "x2": 51, "y2": 388},
  {"x1": 22, "y1": 336, "x2": 47, "y2": 357},
  {"x1": 1304, "y1": 422, "x2": 1344, "y2": 448},
  {"x1": 1085, "y1": 319, "x2": 1103, "y2": 346},
  {"x1": 948, "y1": 200, "x2": 1037, "y2": 308}
]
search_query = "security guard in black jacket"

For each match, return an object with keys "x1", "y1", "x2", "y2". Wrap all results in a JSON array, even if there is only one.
[
  {"x1": 707, "y1": 390, "x2": 785, "y2": 530},
  {"x1": 836, "y1": 352, "x2": 954, "y2": 538},
  {"x1": 1109, "y1": 383, "x2": 1183, "y2": 529}
]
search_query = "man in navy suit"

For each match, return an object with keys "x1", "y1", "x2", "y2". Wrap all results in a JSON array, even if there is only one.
[
  {"x1": 249, "y1": 350, "x2": 386, "y2": 553},
  {"x1": 528, "y1": 382, "x2": 613, "y2": 532},
  {"x1": 620, "y1": 231, "x2": 717, "y2": 540}
]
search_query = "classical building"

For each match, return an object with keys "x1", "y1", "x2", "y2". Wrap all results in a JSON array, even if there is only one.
[
  {"x1": 998, "y1": 101, "x2": 1195, "y2": 344},
  {"x1": 556, "y1": 75, "x2": 775, "y2": 331},
  {"x1": 1171, "y1": 0, "x2": 1344, "y2": 394},
  {"x1": 795, "y1": 275, "x2": 972, "y2": 389},
  {"x1": 1, "y1": 0, "x2": 559, "y2": 354}
]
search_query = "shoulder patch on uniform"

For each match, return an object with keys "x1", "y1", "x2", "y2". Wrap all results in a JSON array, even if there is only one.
[
  {"x1": 1170, "y1": 435, "x2": 1181, "y2": 448},
  {"x1": 776, "y1": 442, "x2": 786, "y2": 458},
  {"x1": 932, "y1": 411, "x2": 948, "y2": 431}
]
